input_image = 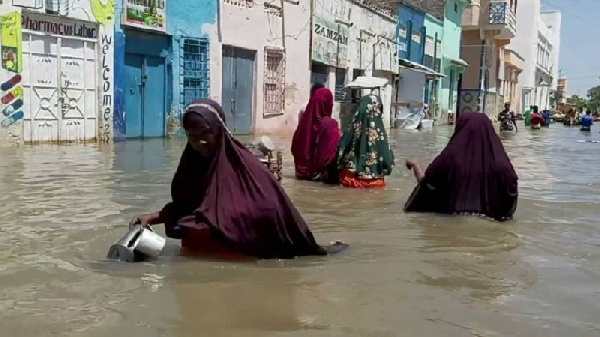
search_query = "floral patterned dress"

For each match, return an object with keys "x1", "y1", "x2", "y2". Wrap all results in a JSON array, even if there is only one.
[{"x1": 336, "y1": 94, "x2": 394, "y2": 188}]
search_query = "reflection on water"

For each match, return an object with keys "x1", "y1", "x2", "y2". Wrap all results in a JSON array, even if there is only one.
[{"x1": 1, "y1": 125, "x2": 599, "y2": 336}]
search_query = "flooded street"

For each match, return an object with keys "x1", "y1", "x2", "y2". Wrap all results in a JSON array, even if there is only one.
[{"x1": 1, "y1": 124, "x2": 599, "y2": 337}]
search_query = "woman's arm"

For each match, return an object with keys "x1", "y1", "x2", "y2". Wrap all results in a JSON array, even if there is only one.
[
  {"x1": 130, "y1": 203, "x2": 173, "y2": 227},
  {"x1": 405, "y1": 159, "x2": 425, "y2": 182}
]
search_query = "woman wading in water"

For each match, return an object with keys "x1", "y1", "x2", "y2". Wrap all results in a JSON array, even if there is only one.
[{"x1": 131, "y1": 99, "x2": 347, "y2": 260}]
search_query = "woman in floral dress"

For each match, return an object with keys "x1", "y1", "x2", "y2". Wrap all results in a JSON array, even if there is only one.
[{"x1": 336, "y1": 94, "x2": 394, "y2": 188}]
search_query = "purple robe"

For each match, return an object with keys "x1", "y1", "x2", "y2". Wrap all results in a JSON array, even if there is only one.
[
  {"x1": 404, "y1": 112, "x2": 519, "y2": 221},
  {"x1": 160, "y1": 99, "x2": 334, "y2": 258}
]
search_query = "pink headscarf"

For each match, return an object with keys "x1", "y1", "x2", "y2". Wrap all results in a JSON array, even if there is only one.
[{"x1": 291, "y1": 88, "x2": 340, "y2": 180}]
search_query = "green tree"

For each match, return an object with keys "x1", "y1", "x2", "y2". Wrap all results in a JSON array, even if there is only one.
[
  {"x1": 567, "y1": 95, "x2": 587, "y2": 112},
  {"x1": 587, "y1": 86, "x2": 600, "y2": 112}
]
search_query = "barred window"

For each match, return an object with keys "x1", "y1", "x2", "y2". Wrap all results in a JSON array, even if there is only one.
[
  {"x1": 264, "y1": 47, "x2": 285, "y2": 116},
  {"x1": 180, "y1": 38, "x2": 210, "y2": 108}
]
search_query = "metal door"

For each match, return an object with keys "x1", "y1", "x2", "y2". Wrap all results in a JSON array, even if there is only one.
[
  {"x1": 21, "y1": 33, "x2": 97, "y2": 142},
  {"x1": 142, "y1": 56, "x2": 166, "y2": 137},
  {"x1": 125, "y1": 54, "x2": 143, "y2": 138},
  {"x1": 125, "y1": 54, "x2": 166, "y2": 138},
  {"x1": 221, "y1": 46, "x2": 255, "y2": 134}
]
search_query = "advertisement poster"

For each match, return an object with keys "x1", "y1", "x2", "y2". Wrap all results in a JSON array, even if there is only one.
[
  {"x1": 1, "y1": 12, "x2": 23, "y2": 73},
  {"x1": 122, "y1": 0, "x2": 166, "y2": 32},
  {"x1": 311, "y1": 16, "x2": 348, "y2": 68}
]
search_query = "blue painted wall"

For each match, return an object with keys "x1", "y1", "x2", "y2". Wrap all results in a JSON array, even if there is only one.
[
  {"x1": 397, "y1": 4, "x2": 426, "y2": 64},
  {"x1": 113, "y1": 0, "x2": 217, "y2": 140}
]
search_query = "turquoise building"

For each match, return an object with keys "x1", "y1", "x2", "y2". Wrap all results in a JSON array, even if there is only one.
[
  {"x1": 439, "y1": 0, "x2": 471, "y2": 122},
  {"x1": 423, "y1": 14, "x2": 444, "y2": 114}
]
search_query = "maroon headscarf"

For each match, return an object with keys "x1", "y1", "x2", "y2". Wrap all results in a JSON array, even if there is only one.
[
  {"x1": 404, "y1": 112, "x2": 518, "y2": 221},
  {"x1": 291, "y1": 88, "x2": 340, "y2": 180},
  {"x1": 160, "y1": 99, "x2": 329, "y2": 258}
]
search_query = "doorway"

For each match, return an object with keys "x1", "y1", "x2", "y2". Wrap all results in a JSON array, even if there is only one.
[
  {"x1": 221, "y1": 46, "x2": 255, "y2": 134},
  {"x1": 125, "y1": 54, "x2": 166, "y2": 138},
  {"x1": 21, "y1": 33, "x2": 98, "y2": 142},
  {"x1": 123, "y1": 30, "x2": 170, "y2": 139}
]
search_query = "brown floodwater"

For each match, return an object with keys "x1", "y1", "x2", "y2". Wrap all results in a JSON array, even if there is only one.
[{"x1": 1, "y1": 124, "x2": 599, "y2": 337}]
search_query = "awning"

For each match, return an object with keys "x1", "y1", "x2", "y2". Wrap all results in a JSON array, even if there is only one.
[
  {"x1": 345, "y1": 76, "x2": 388, "y2": 89},
  {"x1": 398, "y1": 58, "x2": 445, "y2": 78},
  {"x1": 448, "y1": 58, "x2": 469, "y2": 67}
]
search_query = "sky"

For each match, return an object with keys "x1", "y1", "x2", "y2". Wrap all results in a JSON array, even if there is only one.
[{"x1": 541, "y1": 0, "x2": 600, "y2": 97}]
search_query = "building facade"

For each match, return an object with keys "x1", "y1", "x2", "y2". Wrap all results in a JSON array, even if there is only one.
[
  {"x1": 310, "y1": 0, "x2": 398, "y2": 129},
  {"x1": 113, "y1": 0, "x2": 216, "y2": 140},
  {"x1": 440, "y1": 0, "x2": 469, "y2": 122},
  {"x1": 395, "y1": 3, "x2": 444, "y2": 123},
  {"x1": 460, "y1": 0, "x2": 518, "y2": 117},
  {"x1": 0, "y1": 0, "x2": 115, "y2": 146},
  {"x1": 510, "y1": 0, "x2": 561, "y2": 112},
  {"x1": 423, "y1": 13, "x2": 443, "y2": 115},
  {"x1": 203, "y1": 0, "x2": 311, "y2": 135}
]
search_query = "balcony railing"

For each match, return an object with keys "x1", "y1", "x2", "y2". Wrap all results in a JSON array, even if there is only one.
[{"x1": 488, "y1": 1, "x2": 516, "y2": 34}]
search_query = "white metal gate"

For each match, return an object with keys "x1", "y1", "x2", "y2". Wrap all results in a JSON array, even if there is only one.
[{"x1": 21, "y1": 32, "x2": 98, "y2": 143}]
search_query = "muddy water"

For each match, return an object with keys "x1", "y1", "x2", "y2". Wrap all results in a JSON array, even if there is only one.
[{"x1": 0, "y1": 125, "x2": 599, "y2": 337}]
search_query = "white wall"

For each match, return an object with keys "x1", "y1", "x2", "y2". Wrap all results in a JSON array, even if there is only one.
[
  {"x1": 0, "y1": 0, "x2": 115, "y2": 145},
  {"x1": 541, "y1": 10, "x2": 562, "y2": 90},
  {"x1": 510, "y1": 0, "x2": 541, "y2": 89},
  {"x1": 314, "y1": 0, "x2": 398, "y2": 128},
  {"x1": 511, "y1": 0, "x2": 561, "y2": 110},
  {"x1": 206, "y1": 0, "x2": 311, "y2": 134}
]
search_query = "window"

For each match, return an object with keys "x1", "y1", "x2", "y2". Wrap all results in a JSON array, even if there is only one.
[
  {"x1": 311, "y1": 62, "x2": 328, "y2": 87},
  {"x1": 454, "y1": 1, "x2": 458, "y2": 12},
  {"x1": 353, "y1": 68, "x2": 364, "y2": 80},
  {"x1": 335, "y1": 68, "x2": 347, "y2": 101},
  {"x1": 264, "y1": 47, "x2": 286, "y2": 116},
  {"x1": 180, "y1": 38, "x2": 210, "y2": 108}
]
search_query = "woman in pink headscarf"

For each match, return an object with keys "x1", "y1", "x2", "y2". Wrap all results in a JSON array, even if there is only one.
[{"x1": 291, "y1": 88, "x2": 341, "y2": 183}]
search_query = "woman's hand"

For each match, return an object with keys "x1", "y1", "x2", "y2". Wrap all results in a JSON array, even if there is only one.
[{"x1": 129, "y1": 213, "x2": 160, "y2": 228}]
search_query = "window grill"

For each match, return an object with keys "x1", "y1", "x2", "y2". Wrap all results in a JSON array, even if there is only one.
[
  {"x1": 263, "y1": 47, "x2": 285, "y2": 116},
  {"x1": 180, "y1": 38, "x2": 210, "y2": 109}
]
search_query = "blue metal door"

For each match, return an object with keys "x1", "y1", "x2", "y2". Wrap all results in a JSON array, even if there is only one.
[
  {"x1": 222, "y1": 46, "x2": 255, "y2": 134},
  {"x1": 143, "y1": 56, "x2": 166, "y2": 137},
  {"x1": 125, "y1": 54, "x2": 166, "y2": 138},
  {"x1": 125, "y1": 54, "x2": 143, "y2": 138}
]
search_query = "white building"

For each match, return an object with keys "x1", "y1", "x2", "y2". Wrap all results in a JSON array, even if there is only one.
[
  {"x1": 0, "y1": 0, "x2": 115, "y2": 146},
  {"x1": 206, "y1": 0, "x2": 312, "y2": 135},
  {"x1": 510, "y1": 0, "x2": 561, "y2": 112},
  {"x1": 310, "y1": 0, "x2": 398, "y2": 129}
]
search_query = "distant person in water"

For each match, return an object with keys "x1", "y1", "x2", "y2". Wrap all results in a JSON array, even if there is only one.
[
  {"x1": 298, "y1": 83, "x2": 326, "y2": 125},
  {"x1": 541, "y1": 109, "x2": 551, "y2": 127},
  {"x1": 581, "y1": 109, "x2": 593, "y2": 132},
  {"x1": 291, "y1": 88, "x2": 341, "y2": 183},
  {"x1": 530, "y1": 106, "x2": 543, "y2": 129},
  {"x1": 498, "y1": 102, "x2": 518, "y2": 131},
  {"x1": 404, "y1": 112, "x2": 518, "y2": 222},
  {"x1": 130, "y1": 99, "x2": 346, "y2": 260},
  {"x1": 524, "y1": 105, "x2": 533, "y2": 126},
  {"x1": 337, "y1": 94, "x2": 394, "y2": 188}
]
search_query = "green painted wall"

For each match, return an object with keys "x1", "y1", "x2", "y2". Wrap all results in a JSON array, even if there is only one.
[
  {"x1": 440, "y1": 0, "x2": 469, "y2": 120},
  {"x1": 424, "y1": 14, "x2": 444, "y2": 114}
]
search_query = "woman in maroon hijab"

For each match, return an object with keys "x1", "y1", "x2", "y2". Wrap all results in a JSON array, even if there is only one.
[
  {"x1": 404, "y1": 112, "x2": 518, "y2": 221},
  {"x1": 130, "y1": 99, "x2": 346, "y2": 259},
  {"x1": 291, "y1": 88, "x2": 341, "y2": 183}
]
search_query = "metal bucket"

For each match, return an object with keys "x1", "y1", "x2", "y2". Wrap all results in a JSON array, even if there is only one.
[{"x1": 107, "y1": 225, "x2": 166, "y2": 262}]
